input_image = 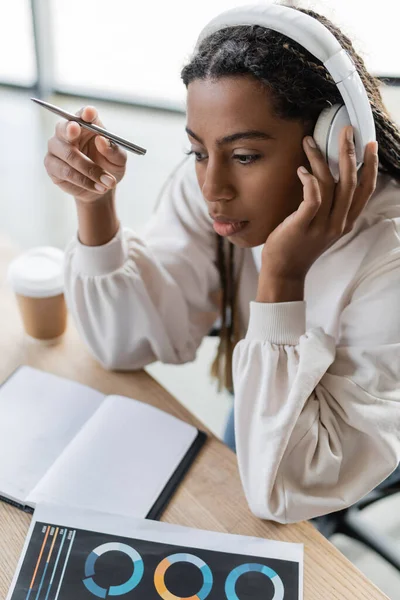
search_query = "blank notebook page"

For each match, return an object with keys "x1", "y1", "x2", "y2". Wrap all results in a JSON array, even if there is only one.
[
  {"x1": 27, "y1": 394, "x2": 199, "y2": 518},
  {"x1": 0, "y1": 366, "x2": 104, "y2": 503}
]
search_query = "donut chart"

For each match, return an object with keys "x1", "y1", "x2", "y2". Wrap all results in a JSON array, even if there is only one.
[
  {"x1": 83, "y1": 542, "x2": 144, "y2": 598},
  {"x1": 154, "y1": 553, "x2": 213, "y2": 600},
  {"x1": 82, "y1": 545, "x2": 285, "y2": 599},
  {"x1": 225, "y1": 563, "x2": 285, "y2": 600},
  {"x1": 12, "y1": 521, "x2": 299, "y2": 600}
]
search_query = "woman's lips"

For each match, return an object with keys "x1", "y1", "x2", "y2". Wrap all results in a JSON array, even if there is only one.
[{"x1": 212, "y1": 220, "x2": 249, "y2": 236}]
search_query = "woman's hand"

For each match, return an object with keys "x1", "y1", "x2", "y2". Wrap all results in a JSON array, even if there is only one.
[
  {"x1": 44, "y1": 106, "x2": 127, "y2": 204},
  {"x1": 259, "y1": 125, "x2": 378, "y2": 287}
]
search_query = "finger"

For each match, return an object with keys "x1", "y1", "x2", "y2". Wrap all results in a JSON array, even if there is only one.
[
  {"x1": 344, "y1": 141, "x2": 379, "y2": 229},
  {"x1": 330, "y1": 126, "x2": 357, "y2": 230},
  {"x1": 94, "y1": 135, "x2": 127, "y2": 168},
  {"x1": 55, "y1": 106, "x2": 105, "y2": 146},
  {"x1": 77, "y1": 105, "x2": 99, "y2": 123},
  {"x1": 47, "y1": 136, "x2": 117, "y2": 188},
  {"x1": 53, "y1": 179, "x2": 90, "y2": 198},
  {"x1": 296, "y1": 166, "x2": 322, "y2": 228},
  {"x1": 75, "y1": 105, "x2": 107, "y2": 145},
  {"x1": 56, "y1": 120, "x2": 82, "y2": 145},
  {"x1": 302, "y1": 135, "x2": 335, "y2": 223},
  {"x1": 44, "y1": 154, "x2": 109, "y2": 194}
]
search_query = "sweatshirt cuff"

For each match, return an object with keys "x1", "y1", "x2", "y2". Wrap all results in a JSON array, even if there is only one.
[
  {"x1": 246, "y1": 301, "x2": 306, "y2": 345},
  {"x1": 72, "y1": 225, "x2": 128, "y2": 276}
]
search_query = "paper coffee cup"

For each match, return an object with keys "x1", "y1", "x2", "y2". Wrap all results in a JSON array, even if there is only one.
[{"x1": 7, "y1": 247, "x2": 67, "y2": 342}]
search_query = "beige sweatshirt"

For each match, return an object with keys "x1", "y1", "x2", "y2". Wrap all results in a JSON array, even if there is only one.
[{"x1": 65, "y1": 156, "x2": 400, "y2": 523}]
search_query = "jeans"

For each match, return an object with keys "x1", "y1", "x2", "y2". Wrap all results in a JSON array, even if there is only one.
[
  {"x1": 222, "y1": 404, "x2": 400, "y2": 538},
  {"x1": 223, "y1": 401, "x2": 236, "y2": 453}
]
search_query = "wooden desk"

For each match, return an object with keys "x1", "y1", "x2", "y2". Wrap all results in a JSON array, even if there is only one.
[{"x1": 0, "y1": 235, "x2": 388, "y2": 599}]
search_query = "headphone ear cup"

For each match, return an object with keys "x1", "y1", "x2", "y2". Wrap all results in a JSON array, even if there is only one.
[
  {"x1": 313, "y1": 103, "x2": 352, "y2": 183},
  {"x1": 313, "y1": 104, "x2": 340, "y2": 160}
]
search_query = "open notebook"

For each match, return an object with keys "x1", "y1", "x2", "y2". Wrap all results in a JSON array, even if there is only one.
[{"x1": 0, "y1": 366, "x2": 205, "y2": 520}]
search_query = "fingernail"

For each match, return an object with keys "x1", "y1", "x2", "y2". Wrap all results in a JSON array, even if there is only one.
[
  {"x1": 347, "y1": 126, "x2": 353, "y2": 143},
  {"x1": 299, "y1": 166, "x2": 308, "y2": 174},
  {"x1": 94, "y1": 183, "x2": 107, "y2": 192},
  {"x1": 306, "y1": 136, "x2": 316, "y2": 148},
  {"x1": 100, "y1": 174, "x2": 114, "y2": 187},
  {"x1": 371, "y1": 141, "x2": 378, "y2": 155}
]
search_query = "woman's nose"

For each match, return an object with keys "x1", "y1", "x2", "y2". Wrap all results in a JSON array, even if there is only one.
[{"x1": 201, "y1": 162, "x2": 235, "y2": 203}]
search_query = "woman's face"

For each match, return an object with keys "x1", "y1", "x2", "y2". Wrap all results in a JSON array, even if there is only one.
[{"x1": 186, "y1": 75, "x2": 313, "y2": 248}]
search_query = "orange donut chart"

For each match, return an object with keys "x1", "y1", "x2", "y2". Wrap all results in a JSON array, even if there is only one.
[{"x1": 154, "y1": 554, "x2": 213, "y2": 600}]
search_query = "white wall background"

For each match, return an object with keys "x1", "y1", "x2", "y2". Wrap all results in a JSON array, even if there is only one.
[{"x1": 1, "y1": 1, "x2": 398, "y2": 105}]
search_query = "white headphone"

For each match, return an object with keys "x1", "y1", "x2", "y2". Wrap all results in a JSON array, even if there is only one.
[{"x1": 194, "y1": 3, "x2": 376, "y2": 183}]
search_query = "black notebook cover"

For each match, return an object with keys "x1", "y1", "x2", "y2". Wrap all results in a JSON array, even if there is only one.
[{"x1": 146, "y1": 429, "x2": 207, "y2": 520}]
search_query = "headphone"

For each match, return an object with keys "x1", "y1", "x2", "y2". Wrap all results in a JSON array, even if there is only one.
[{"x1": 194, "y1": 3, "x2": 376, "y2": 183}]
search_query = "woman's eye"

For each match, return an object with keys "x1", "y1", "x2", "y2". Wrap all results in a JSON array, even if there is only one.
[
  {"x1": 234, "y1": 154, "x2": 261, "y2": 165},
  {"x1": 185, "y1": 150, "x2": 261, "y2": 164},
  {"x1": 185, "y1": 150, "x2": 206, "y2": 161}
]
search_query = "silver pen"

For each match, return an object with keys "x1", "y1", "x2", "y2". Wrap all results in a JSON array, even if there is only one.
[{"x1": 31, "y1": 98, "x2": 147, "y2": 156}]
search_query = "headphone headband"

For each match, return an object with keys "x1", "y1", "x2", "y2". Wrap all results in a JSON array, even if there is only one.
[{"x1": 194, "y1": 4, "x2": 376, "y2": 166}]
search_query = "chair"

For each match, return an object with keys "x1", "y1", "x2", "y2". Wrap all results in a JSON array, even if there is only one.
[
  {"x1": 313, "y1": 468, "x2": 400, "y2": 572},
  {"x1": 208, "y1": 324, "x2": 221, "y2": 337}
]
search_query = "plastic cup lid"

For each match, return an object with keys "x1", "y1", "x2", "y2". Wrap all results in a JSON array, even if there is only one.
[{"x1": 7, "y1": 247, "x2": 65, "y2": 298}]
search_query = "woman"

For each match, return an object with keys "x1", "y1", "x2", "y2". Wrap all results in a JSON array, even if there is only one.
[{"x1": 44, "y1": 3, "x2": 400, "y2": 526}]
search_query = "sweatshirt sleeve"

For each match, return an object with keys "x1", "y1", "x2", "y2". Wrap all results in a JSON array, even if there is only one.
[
  {"x1": 64, "y1": 157, "x2": 220, "y2": 370},
  {"x1": 232, "y1": 247, "x2": 400, "y2": 524}
]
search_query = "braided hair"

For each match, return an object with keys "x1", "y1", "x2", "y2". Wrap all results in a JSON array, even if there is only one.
[{"x1": 180, "y1": 3, "x2": 400, "y2": 393}]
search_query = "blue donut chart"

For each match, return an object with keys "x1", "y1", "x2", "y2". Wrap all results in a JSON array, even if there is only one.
[
  {"x1": 225, "y1": 563, "x2": 285, "y2": 600},
  {"x1": 83, "y1": 542, "x2": 144, "y2": 598}
]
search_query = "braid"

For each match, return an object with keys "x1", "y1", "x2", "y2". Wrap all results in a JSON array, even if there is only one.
[
  {"x1": 181, "y1": 2, "x2": 400, "y2": 393},
  {"x1": 210, "y1": 238, "x2": 239, "y2": 393},
  {"x1": 282, "y1": 42, "x2": 333, "y2": 80},
  {"x1": 373, "y1": 109, "x2": 400, "y2": 178}
]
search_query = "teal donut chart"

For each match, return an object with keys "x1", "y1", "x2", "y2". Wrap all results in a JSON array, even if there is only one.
[
  {"x1": 225, "y1": 563, "x2": 285, "y2": 600},
  {"x1": 83, "y1": 542, "x2": 144, "y2": 598}
]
